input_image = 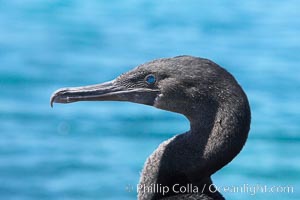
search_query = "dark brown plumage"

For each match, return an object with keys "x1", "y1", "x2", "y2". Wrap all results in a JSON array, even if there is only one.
[{"x1": 51, "y1": 56, "x2": 251, "y2": 200}]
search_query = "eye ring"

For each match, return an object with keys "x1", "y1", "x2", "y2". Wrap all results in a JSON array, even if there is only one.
[{"x1": 145, "y1": 74, "x2": 156, "y2": 85}]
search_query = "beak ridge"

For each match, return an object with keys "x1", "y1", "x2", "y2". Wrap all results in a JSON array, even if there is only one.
[
  {"x1": 50, "y1": 80, "x2": 116, "y2": 107},
  {"x1": 50, "y1": 80, "x2": 160, "y2": 107}
]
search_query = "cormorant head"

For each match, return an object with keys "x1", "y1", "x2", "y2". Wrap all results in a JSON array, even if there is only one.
[{"x1": 51, "y1": 56, "x2": 242, "y2": 118}]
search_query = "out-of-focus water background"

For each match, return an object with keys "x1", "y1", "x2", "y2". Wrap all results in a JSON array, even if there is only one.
[{"x1": 0, "y1": 1, "x2": 299, "y2": 200}]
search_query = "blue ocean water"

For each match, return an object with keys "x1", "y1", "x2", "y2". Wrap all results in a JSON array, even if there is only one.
[{"x1": 0, "y1": 0, "x2": 299, "y2": 199}]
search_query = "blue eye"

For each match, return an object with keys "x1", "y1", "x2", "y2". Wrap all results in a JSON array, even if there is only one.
[{"x1": 145, "y1": 74, "x2": 156, "y2": 84}]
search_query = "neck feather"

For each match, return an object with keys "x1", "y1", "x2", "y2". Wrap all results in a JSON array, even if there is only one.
[{"x1": 138, "y1": 97, "x2": 250, "y2": 200}]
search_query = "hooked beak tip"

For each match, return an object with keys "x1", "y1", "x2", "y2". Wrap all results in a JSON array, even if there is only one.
[
  {"x1": 50, "y1": 92, "x2": 58, "y2": 108},
  {"x1": 50, "y1": 97, "x2": 54, "y2": 108},
  {"x1": 50, "y1": 88, "x2": 68, "y2": 108}
]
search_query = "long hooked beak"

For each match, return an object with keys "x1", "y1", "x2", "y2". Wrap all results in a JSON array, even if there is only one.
[{"x1": 50, "y1": 79, "x2": 160, "y2": 107}]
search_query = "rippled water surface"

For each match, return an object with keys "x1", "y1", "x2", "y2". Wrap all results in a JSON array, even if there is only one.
[{"x1": 0, "y1": 1, "x2": 299, "y2": 199}]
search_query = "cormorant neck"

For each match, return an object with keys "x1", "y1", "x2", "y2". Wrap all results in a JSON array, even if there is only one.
[
  {"x1": 139, "y1": 95, "x2": 250, "y2": 200},
  {"x1": 184, "y1": 95, "x2": 250, "y2": 182}
]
